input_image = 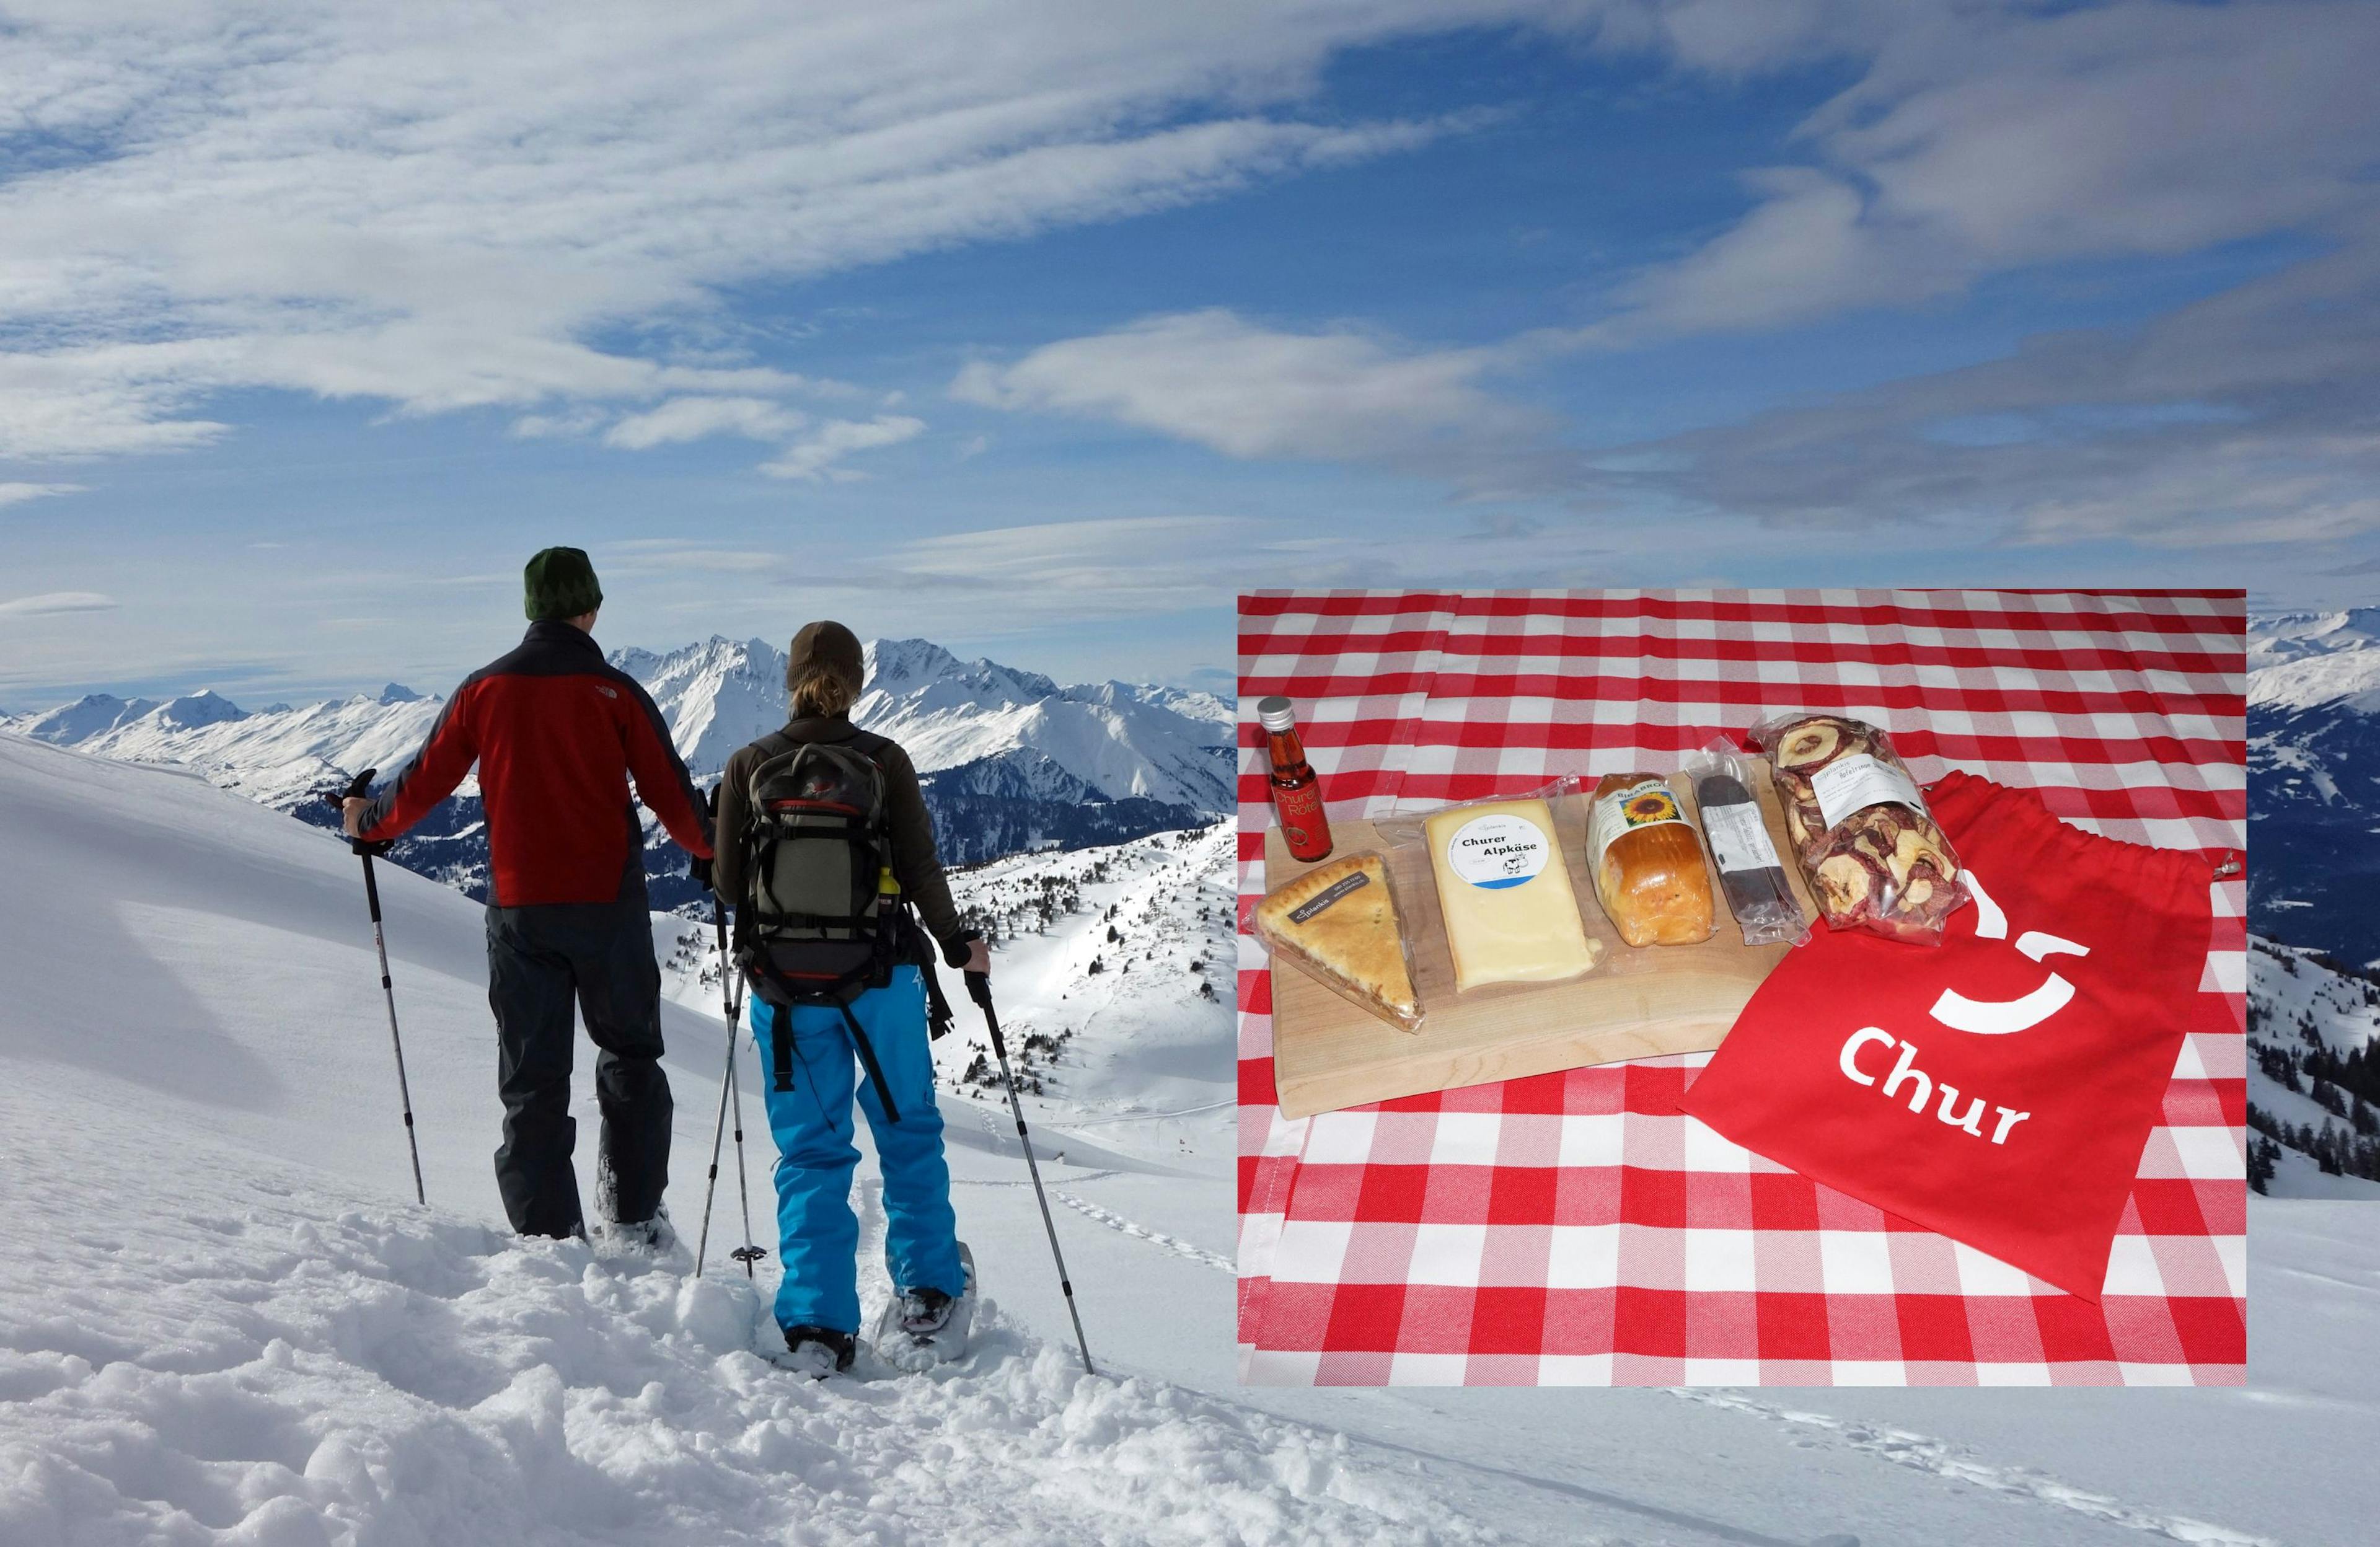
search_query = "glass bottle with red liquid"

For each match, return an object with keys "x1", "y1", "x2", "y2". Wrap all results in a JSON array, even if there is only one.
[{"x1": 1257, "y1": 695, "x2": 1334, "y2": 861}]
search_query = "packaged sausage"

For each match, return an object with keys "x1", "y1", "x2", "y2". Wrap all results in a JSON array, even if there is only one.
[
  {"x1": 1585, "y1": 774, "x2": 1715, "y2": 946},
  {"x1": 1682, "y1": 744, "x2": 1811, "y2": 949},
  {"x1": 1747, "y1": 713, "x2": 1969, "y2": 946}
]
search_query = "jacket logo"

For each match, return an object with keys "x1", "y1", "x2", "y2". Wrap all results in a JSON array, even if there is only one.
[
  {"x1": 1925, "y1": 872, "x2": 2089, "y2": 1036},
  {"x1": 596, "y1": 684, "x2": 619, "y2": 699}
]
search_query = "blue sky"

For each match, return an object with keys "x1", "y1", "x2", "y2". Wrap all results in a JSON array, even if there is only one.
[{"x1": 1, "y1": 2, "x2": 2371, "y2": 709}]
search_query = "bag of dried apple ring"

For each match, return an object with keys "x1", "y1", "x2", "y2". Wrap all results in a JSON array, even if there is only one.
[{"x1": 1746, "y1": 712, "x2": 1970, "y2": 945}]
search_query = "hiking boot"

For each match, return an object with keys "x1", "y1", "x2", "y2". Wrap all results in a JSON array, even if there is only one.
[
  {"x1": 897, "y1": 1285, "x2": 956, "y2": 1338},
  {"x1": 782, "y1": 1324, "x2": 857, "y2": 1379}
]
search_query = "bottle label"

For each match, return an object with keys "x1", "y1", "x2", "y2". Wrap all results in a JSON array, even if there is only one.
[
  {"x1": 1444, "y1": 812, "x2": 1552, "y2": 889},
  {"x1": 1274, "y1": 780, "x2": 1331, "y2": 856},
  {"x1": 1810, "y1": 754, "x2": 1926, "y2": 831},
  {"x1": 1701, "y1": 800, "x2": 1781, "y2": 875},
  {"x1": 1587, "y1": 778, "x2": 1688, "y2": 870}
]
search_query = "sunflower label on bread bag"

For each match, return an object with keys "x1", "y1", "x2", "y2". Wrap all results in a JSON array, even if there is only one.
[
  {"x1": 1587, "y1": 773, "x2": 1716, "y2": 948},
  {"x1": 1587, "y1": 777, "x2": 1688, "y2": 871}
]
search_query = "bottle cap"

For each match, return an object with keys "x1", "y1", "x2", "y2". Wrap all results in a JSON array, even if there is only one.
[{"x1": 1256, "y1": 695, "x2": 1297, "y2": 733}]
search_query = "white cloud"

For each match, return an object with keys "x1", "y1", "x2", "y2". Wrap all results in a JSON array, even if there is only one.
[
  {"x1": 1600, "y1": 1, "x2": 2380, "y2": 338},
  {"x1": 759, "y1": 415, "x2": 926, "y2": 481},
  {"x1": 0, "y1": 591, "x2": 118, "y2": 616},
  {"x1": 0, "y1": 482, "x2": 84, "y2": 509},
  {"x1": 952, "y1": 309, "x2": 1569, "y2": 493},
  {"x1": 0, "y1": 1, "x2": 1568, "y2": 462},
  {"x1": 1597, "y1": 209, "x2": 2380, "y2": 543},
  {"x1": 605, "y1": 397, "x2": 809, "y2": 450}
]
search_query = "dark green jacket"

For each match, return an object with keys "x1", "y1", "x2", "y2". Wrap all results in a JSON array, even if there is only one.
[{"x1": 715, "y1": 715, "x2": 966, "y2": 963}]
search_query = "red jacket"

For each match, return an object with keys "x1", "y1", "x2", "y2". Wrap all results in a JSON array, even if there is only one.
[{"x1": 361, "y1": 622, "x2": 713, "y2": 906}]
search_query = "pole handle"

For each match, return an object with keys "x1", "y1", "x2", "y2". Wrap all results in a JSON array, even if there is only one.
[
  {"x1": 964, "y1": 969, "x2": 992, "y2": 1010},
  {"x1": 322, "y1": 769, "x2": 392, "y2": 858}
]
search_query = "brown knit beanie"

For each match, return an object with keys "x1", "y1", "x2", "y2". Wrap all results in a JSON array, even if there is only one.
[{"x1": 786, "y1": 620, "x2": 865, "y2": 716}]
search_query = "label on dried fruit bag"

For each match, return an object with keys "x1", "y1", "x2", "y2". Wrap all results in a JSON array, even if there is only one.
[
  {"x1": 1444, "y1": 813, "x2": 1553, "y2": 889},
  {"x1": 1701, "y1": 800, "x2": 1781, "y2": 875},
  {"x1": 1810, "y1": 754, "x2": 1926, "y2": 830},
  {"x1": 1587, "y1": 778, "x2": 1688, "y2": 869}
]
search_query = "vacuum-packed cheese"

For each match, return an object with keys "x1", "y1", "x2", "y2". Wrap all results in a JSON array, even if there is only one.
[{"x1": 1424, "y1": 796, "x2": 1603, "y2": 990}]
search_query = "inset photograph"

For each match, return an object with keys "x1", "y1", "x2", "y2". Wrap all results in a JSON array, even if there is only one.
[{"x1": 1238, "y1": 588, "x2": 2247, "y2": 1386}]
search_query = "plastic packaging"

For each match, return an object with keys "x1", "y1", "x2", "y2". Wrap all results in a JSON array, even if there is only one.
[
  {"x1": 1745, "y1": 713, "x2": 1969, "y2": 945},
  {"x1": 1377, "y1": 778, "x2": 1608, "y2": 992},
  {"x1": 1585, "y1": 772, "x2": 1716, "y2": 946},
  {"x1": 1682, "y1": 743, "x2": 1812, "y2": 949},
  {"x1": 1253, "y1": 849, "x2": 1426, "y2": 1033}
]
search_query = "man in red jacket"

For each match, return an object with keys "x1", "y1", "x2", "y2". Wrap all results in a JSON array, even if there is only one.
[{"x1": 343, "y1": 547, "x2": 713, "y2": 1245}]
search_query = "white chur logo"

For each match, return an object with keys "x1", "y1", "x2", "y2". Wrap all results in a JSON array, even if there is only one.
[{"x1": 1926, "y1": 873, "x2": 2089, "y2": 1036}]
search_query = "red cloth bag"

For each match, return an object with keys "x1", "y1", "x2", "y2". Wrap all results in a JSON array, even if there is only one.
[{"x1": 1680, "y1": 772, "x2": 2219, "y2": 1300}]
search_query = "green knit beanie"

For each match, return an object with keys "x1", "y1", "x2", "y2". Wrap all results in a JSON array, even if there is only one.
[{"x1": 523, "y1": 547, "x2": 602, "y2": 622}]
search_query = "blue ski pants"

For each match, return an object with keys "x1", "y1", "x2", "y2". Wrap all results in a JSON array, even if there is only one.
[{"x1": 747, "y1": 966, "x2": 964, "y2": 1335}]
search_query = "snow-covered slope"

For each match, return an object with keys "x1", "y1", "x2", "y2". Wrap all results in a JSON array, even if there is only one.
[
  {"x1": 660, "y1": 822, "x2": 1239, "y2": 1164},
  {"x1": 2246, "y1": 934, "x2": 2380, "y2": 1197},
  {"x1": 9, "y1": 731, "x2": 2379, "y2": 1547},
  {"x1": 6, "y1": 634, "x2": 1235, "y2": 902},
  {"x1": 2247, "y1": 609, "x2": 2380, "y2": 966}
]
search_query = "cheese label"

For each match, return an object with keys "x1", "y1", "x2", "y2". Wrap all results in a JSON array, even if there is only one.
[
  {"x1": 1587, "y1": 778, "x2": 1687, "y2": 869},
  {"x1": 1810, "y1": 753, "x2": 1926, "y2": 830},
  {"x1": 1443, "y1": 813, "x2": 1553, "y2": 889}
]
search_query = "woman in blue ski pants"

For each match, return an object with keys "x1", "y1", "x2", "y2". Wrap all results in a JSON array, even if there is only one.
[
  {"x1": 746, "y1": 967, "x2": 962, "y2": 1337},
  {"x1": 710, "y1": 620, "x2": 985, "y2": 1365}
]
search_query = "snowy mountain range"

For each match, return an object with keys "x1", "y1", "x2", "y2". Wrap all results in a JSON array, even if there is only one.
[
  {"x1": 3, "y1": 709, "x2": 2371, "y2": 1546},
  {"x1": 3, "y1": 635, "x2": 1233, "y2": 907},
  {"x1": 2247, "y1": 608, "x2": 2380, "y2": 967}
]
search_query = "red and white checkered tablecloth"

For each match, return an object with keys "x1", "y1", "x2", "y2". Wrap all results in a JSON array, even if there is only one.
[{"x1": 1236, "y1": 590, "x2": 2247, "y2": 1386}]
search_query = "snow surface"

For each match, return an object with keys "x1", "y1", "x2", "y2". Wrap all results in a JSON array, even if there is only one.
[
  {"x1": 2246, "y1": 935, "x2": 2380, "y2": 1197},
  {"x1": 5, "y1": 731, "x2": 2376, "y2": 1546}
]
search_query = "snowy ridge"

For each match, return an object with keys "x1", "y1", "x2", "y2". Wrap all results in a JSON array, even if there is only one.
[
  {"x1": 2245, "y1": 610, "x2": 2380, "y2": 966},
  {"x1": 4, "y1": 633, "x2": 1234, "y2": 901},
  {"x1": 2246, "y1": 935, "x2": 2380, "y2": 1197}
]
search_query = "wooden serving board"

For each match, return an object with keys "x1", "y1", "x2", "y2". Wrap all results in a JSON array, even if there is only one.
[{"x1": 1264, "y1": 767, "x2": 1822, "y2": 1119}]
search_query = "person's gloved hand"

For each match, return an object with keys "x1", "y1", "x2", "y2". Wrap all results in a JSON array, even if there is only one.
[
  {"x1": 341, "y1": 796, "x2": 371, "y2": 839},
  {"x1": 689, "y1": 852, "x2": 715, "y2": 893},
  {"x1": 946, "y1": 930, "x2": 990, "y2": 979}
]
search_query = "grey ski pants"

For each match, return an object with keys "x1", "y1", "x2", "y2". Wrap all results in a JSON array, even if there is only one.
[{"x1": 485, "y1": 894, "x2": 672, "y2": 1238}]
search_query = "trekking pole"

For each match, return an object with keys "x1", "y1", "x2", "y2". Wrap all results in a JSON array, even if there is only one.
[
  {"x1": 324, "y1": 770, "x2": 426, "y2": 1206},
  {"x1": 967, "y1": 969, "x2": 1094, "y2": 1375},
  {"x1": 696, "y1": 890, "x2": 766, "y2": 1277}
]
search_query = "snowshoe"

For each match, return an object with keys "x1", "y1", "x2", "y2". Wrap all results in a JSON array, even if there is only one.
[
  {"x1": 779, "y1": 1324, "x2": 857, "y2": 1380},
  {"x1": 873, "y1": 1242, "x2": 976, "y2": 1373},
  {"x1": 593, "y1": 1207, "x2": 678, "y2": 1259}
]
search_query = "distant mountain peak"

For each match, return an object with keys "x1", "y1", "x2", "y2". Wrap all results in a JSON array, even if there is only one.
[
  {"x1": 377, "y1": 683, "x2": 421, "y2": 705},
  {"x1": 864, "y1": 636, "x2": 962, "y2": 683},
  {"x1": 149, "y1": 690, "x2": 247, "y2": 729}
]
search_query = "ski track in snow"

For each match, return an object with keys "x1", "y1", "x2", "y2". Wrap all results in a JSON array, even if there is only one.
[
  {"x1": 1667, "y1": 1391, "x2": 2276, "y2": 1547},
  {"x1": 1052, "y1": 1193, "x2": 1235, "y2": 1276}
]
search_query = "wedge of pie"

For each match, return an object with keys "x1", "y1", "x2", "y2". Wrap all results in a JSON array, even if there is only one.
[{"x1": 1256, "y1": 852, "x2": 1422, "y2": 1033}]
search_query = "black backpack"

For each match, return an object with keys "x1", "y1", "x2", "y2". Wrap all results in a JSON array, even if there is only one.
[{"x1": 733, "y1": 731, "x2": 948, "y2": 1119}]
